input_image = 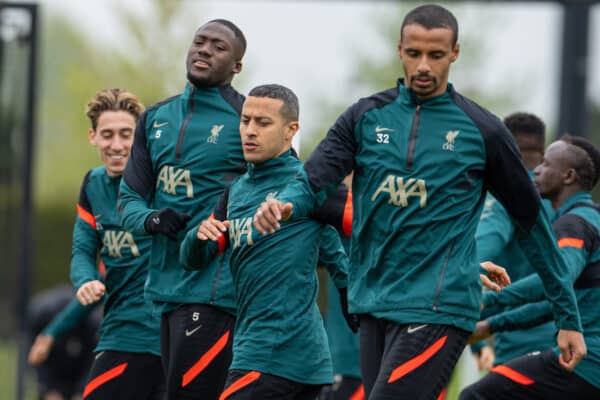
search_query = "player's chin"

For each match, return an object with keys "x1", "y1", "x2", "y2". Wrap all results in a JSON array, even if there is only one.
[{"x1": 187, "y1": 71, "x2": 214, "y2": 88}]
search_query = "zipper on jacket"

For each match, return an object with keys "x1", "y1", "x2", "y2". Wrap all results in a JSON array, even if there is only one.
[
  {"x1": 176, "y1": 86, "x2": 196, "y2": 161},
  {"x1": 432, "y1": 238, "x2": 455, "y2": 311},
  {"x1": 405, "y1": 105, "x2": 421, "y2": 170},
  {"x1": 209, "y1": 255, "x2": 226, "y2": 304}
]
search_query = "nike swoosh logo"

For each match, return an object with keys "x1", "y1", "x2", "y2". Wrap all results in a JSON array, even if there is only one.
[
  {"x1": 407, "y1": 324, "x2": 428, "y2": 334},
  {"x1": 375, "y1": 126, "x2": 394, "y2": 133},
  {"x1": 153, "y1": 121, "x2": 169, "y2": 128},
  {"x1": 152, "y1": 217, "x2": 160, "y2": 224},
  {"x1": 185, "y1": 325, "x2": 203, "y2": 337}
]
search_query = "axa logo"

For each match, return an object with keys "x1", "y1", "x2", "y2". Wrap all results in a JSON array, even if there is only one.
[
  {"x1": 102, "y1": 230, "x2": 140, "y2": 258},
  {"x1": 442, "y1": 130, "x2": 460, "y2": 151},
  {"x1": 207, "y1": 124, "x2": 224, "y2": 144},
  {"x1": 371, "y1": 174, "x2": 427, "y2": 208},
  {"x1": 156, "y1": 166, "x2": 194, "y2": 198},
  {"x1": 229, "y1": 217, "x2": 254, "y2": 249}
]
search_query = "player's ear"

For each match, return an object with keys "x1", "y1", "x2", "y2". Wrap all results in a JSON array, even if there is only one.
[
  {"x1": 88, "y1": 128, "x2": 97, "y2": 146},
  {"x1": 450, "y1": 42, "x2": 460, "y2": 63},
  {"x1": 564, "y1": 168, "x2": 577, "y2": 185},
  {"x1": 232, "y1": 61, "x2": 242, "y2": 74},
  {"x1": 285, "y1": 121, "x2": 299, "y2": 141}
]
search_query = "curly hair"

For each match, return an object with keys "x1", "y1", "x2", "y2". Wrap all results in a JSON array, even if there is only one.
[{"x1": 86, "y1": 88, "x2": 144, "y2": 130}]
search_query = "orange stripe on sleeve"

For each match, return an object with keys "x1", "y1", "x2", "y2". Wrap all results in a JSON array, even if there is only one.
[
  {"x1": 182, "y1": 330, "x2": 231, "y2": 387},
  {"x1": 219, "y1": 370, "x2": 261, "y2": 400},
  {"x1": 388, "y1": 336, "x2": 447, "y2": 383},
  {"x1": 491, "y1": 365, "x2": 535, "y2": 385},
  {"x1": 349, "y1": 384, "x2": 365, "y2": 400},
  {"x1": 77, "y1": 204, "x2": 97, "y2": 229},
  {"x1": 342, "y1": 190, "x2": 353, "y2": 237},
  {"x1": 558, "y1": 237, "x2": 584, "y2": 249},
  {"x1": 83, "y1": 362, "x2": 128, "y2": 398}
]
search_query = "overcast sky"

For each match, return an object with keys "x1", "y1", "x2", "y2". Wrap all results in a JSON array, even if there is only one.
[{"x1": 40, "y1": 0, "x2": 600, "y2": 146}]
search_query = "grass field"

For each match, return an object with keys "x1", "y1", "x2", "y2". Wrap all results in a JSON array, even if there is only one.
[{"x1": 0, "y1": 340, "x2": 36, "y2": 400}]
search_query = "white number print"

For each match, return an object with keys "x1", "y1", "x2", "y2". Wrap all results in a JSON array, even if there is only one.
[
  {"x1": 192, "y1": 312, "x2": 200, "y2": 322},
  {"x1": 376, "y1": 133, "x2": 389, "y2": 144}
]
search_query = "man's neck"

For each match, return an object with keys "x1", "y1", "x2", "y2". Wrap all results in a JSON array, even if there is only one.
[{"x1": 552, "y1": 186, "x2": 584, "y2": 210}]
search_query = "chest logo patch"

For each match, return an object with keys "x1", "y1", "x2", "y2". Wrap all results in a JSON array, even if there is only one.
[
  {"x1": 156, "y1": 166, "x2": 194, "y2": 199},
  {"x1": 443, "y1": 130, "x2": 460, "y2": 151},
  {"x1": 208, "y1": 124, "x2": 224, "y2": 144},
  {"x1": 102, "y1": 230, "x2": 140, "y2": 258}
]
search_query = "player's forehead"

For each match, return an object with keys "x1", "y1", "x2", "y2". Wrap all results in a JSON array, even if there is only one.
[
  {"x1": 543, "y1": 141, "x2": 570, "y2": 164},
  {"x1": 194, "y1": 22, "x2": 236, "y2": 45},
  {"x1": 241, "y1": 96, "x2": 284, "y2": 118},
  {"x1": 400, "y1": 23, "x2": 454, "y2": 50},
  {"x1": 95, "y1": 110, "x2": 135, "y2": 131}
]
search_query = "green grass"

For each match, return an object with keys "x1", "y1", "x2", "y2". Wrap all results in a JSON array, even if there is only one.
[{"x1": 0, "y1": 340, "x2": 36, "y2": 400}]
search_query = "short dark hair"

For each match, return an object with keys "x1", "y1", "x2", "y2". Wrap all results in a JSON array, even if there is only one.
[
  {"x1": 561, "y1": 134, "x2": 600, "y2": 191},
  {"x1": 504, "y1": 112, "x2": 545, "y2": 143},
  {"x1": 401, "y1": 4, "x2": 459, "y2": 46},
  {"x1": 248, "y1": 84, "x2": 299, "y2": 122},
  {"x1": 207, "y1": 19, "x2": 247, "y2": 58}
]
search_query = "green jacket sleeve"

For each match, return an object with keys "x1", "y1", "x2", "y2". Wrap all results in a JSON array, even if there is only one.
[
  {"x1": 483, "y1": 213, "x2": 590, "y2": 323},
  {"x1": 179, "y1": 224, "x2": 222, "y2": 270},
  {"x1": 317, "y1": 225, "x2": 349, "y2": 289},
  {"x1": 488, "y1": 301, "x2": 553, "y2": 333},
  {"x1": 476, "y1": 196, "x2": 514, "y2": 262},
  {"x1": 119, "y1": 111, "x2": 157, "y2": 234},
  {"x1": 481, "y1": 118, "x2": 581, "y2": 332},
  {"x1": 41, "y1": 298, "x2": 98, "y2": 338},
  {"x1": 277, "y1": 101, "x2": 361, "y2": 219},
  {"x1": 71, "y1": 174, "x2": 102, "y2": 289},
  {"x1": 483, "y1": 273, "x2": 546, "y2": 311},
  {"x1": 70, "y1": 217, "x2": 102, "y2": 289}
]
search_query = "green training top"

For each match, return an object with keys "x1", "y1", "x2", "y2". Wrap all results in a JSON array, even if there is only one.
[
  {"x1": 180, "y1": 150, "x2": 350, "y2": 385},
  {"x1": 484, "y1": 192, "x2": 600, "y2": 388},
  {"x1": 71, "y1": 166, "x2": 159, "y2": 355},
  {"x1": 119, "y1": 83, "x2": 245, "y2": 315}
]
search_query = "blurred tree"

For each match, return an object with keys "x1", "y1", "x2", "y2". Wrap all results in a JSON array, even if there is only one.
[{"x1": 32, "y1": 1, "x2": 204, "y2": 290}]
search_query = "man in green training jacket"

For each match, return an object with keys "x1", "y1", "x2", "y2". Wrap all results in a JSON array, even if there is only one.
[
  {"x1": 253, "y1": 4, "x2": 585, "y2": 398},
  {"x1": 119, "y1": 19, "x2": 247, "y2": 399},
  {"x1": 71, "y1": 88, "x2": 164, "y2": 399},
  {"x1": 180, "y1": 84, "x2": 354, "y2": 399},
  {"x1": 461, "y1": 135, "x2": 600, "y2": 399}
]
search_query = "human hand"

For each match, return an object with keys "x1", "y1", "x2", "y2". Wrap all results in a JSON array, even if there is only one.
[
  {"x1": 28, "y1": 334, "x2": 54, "y2": 366},
  {"x1": 197, "y1": 218, "x2": 229, "y2": 241},
  {"x1": 480, "y1": 261, "x2": 511, "y2": 292},
  {"x1": 472, "y1": 345, "x2": 495, "y2": 371},
  {"x1": 145, "y1": 208, "x2": 192, "y2": 240},
  {"x1": 468, "y1": 320, "x2": 492, "y2": 344},
  {"x1": 557, "y1": 329, "x2": 587, "y2": 371},
  {"x1": 76, "y1": 280, "x2": 105, "y2": 305},
  {"x1": 253, "y1": 199, "x2": 293, "y2": 235}
]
